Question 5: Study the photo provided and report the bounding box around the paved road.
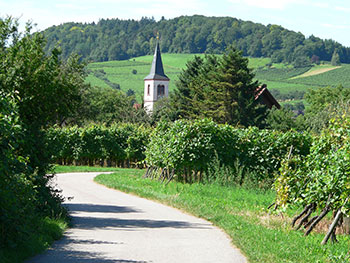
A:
[27,172,247,263]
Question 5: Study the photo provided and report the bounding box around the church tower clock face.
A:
[143,35,169,113]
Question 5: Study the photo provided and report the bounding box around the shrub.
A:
[145,119,312,185]
[46,123,152,167]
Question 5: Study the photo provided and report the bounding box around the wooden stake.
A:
[321,197,349,245]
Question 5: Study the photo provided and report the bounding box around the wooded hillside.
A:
[43,15,350,65]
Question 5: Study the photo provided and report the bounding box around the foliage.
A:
[265,107,305,131]
[0,93,34,249]
[274,115,350,242]
[269,89,305,101]
[43,15,350,66]
[73,86,142,125]
[304,86,350,132]
[0,16,83,255]
[331,51,341,66]
[150,97,178,124]
[145,119,312,184]
[1,24,86,129]
[46,124,152,167]
[171,47,267,127]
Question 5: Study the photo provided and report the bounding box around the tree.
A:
[151,97,177,124]
[171,47,267,127]
[42,15,350,64]
[265,107,305,131]
[311,54,320,65]
[304,85,350,132]
[0,17,85,251]
[75,86,134,125]
[170,55,205,119]
[331,50,341,66]
[1,22,86,129]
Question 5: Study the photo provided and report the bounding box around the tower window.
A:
[147,84,150,96]
[157,84,165,98]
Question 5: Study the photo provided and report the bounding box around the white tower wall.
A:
[144,79,169,112]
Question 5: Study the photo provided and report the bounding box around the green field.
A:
[86,54,350,104]
[86,54,273,97]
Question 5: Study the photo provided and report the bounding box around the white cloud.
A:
[335,6,350,13]
[310,2,329,9]
[321,23,350,30]
[228,0,301,10]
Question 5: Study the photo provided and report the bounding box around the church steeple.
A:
[143,35,170,113]
[144,39,169,81]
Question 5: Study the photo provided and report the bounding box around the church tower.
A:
[144,36,170,112]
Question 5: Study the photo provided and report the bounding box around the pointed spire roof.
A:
[144,40,169,80]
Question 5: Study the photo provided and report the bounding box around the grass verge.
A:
[53,165,122,173]
[95,169,350,263]
[0,217,67,263]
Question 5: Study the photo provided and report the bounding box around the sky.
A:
[2,0,350,47]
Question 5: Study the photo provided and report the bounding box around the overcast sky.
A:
[2,0,350,47]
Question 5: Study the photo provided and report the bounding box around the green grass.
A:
[289,64,350,88]
[95,169,350,263]
[258,80,317,93]
[85,74,111,89]
[0,217,67,263]
[134,53,206,69]
[54,165,122,173]
[85,54,275,98]
[248,57,271,69]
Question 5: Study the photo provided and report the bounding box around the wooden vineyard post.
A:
[321,197,349,245]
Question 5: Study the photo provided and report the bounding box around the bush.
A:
[274,116,350,242]
[46,124,152,167]
[145,119,312,185]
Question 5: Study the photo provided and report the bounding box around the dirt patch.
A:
[236,210,348,235]
[291,66,341,79]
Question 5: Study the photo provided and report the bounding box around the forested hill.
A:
[43,15,350,65]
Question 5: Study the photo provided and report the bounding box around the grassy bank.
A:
[54,165,122,173]
[0,217,67,263]
[95,169,350,263]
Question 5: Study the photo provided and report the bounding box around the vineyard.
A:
[46,118,350,244]
[290,64,350,88]
[254,66,312,81]
[47,123,151,167]
[85,54,292,98]
[144,119,311,186]
[47,120,311,181]
[274,116,350,244]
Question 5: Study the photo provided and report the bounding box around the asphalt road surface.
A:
[26,172,247,263]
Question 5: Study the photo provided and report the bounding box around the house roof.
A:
[255,84,281,109]
[144,41,170,81]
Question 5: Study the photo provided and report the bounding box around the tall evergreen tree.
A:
[170,55,205,119]
[171,47,267,127]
